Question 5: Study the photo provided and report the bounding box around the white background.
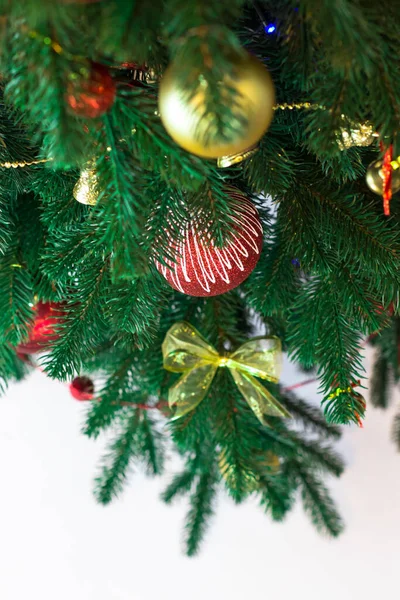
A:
[0,348,399,600]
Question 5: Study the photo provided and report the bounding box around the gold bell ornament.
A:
[366,144,400,215]
[73,164,99,206]
[366,158,400,196]
[158,40,275,162]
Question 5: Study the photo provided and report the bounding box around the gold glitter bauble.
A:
[338,121,377,150]
[73,167,99,206]
[366,159,400,196]
[158,50,275,159]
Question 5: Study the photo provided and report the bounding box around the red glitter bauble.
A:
[17,302,64,354]
[155,189,263,297]
[70,376,95,401]
[66,63,116,118]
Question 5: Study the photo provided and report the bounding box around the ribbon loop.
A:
[162,322,290,423]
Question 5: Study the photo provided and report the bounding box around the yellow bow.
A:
[162,322,291,424]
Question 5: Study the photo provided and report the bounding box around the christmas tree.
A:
[0,0,399,554]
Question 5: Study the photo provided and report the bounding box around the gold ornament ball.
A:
[158,50,275,159]
[73,168,99,206]
[366,159,400,196]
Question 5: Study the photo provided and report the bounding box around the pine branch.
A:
[289,276,365,424]
[5,24,93,167]
[392,413,400,452]
[94,0,165,65]
[162,470,197,504]
[279,391,341,440]
[297,466,344,537]
[208,372,264,502]
[280,181,400,298]
[371,318,400,383]
[137,412,164,476]
[0,343,23,394]
[44,255,110,380]
[246,227,299,317]
[34,169,85,230]
[94,105,151,279]
[0,238,34,346]
[84,356,140,439]
[296,438,345,478]
[243,120,300,197]
[259,474,295,521]
[370,351,391,409]
[105,269,171,350]
[114,89,215,192]
[115,90,239,248]
[185,466,218,557]
[94,409,140,505]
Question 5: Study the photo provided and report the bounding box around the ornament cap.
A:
[217,144,258,168]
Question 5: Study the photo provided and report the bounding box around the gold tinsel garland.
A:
[0,102,386,210]
[0,158,52,168]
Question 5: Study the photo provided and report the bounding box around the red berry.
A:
[70,376,95,401]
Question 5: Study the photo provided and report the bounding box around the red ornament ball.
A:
[155,189,263,297]
[66,63,116,118]
[70,376,95,401]
[17,302,64,354]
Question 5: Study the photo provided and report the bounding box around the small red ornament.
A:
[70,376,95,401]
[17,302,64,354]
[155,189,263,297]
[66,63,116,119]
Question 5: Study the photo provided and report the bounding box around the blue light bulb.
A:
[265,24,276,34]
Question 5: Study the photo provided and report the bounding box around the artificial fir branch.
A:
[94,0,165,65]
[84,351,149,439]
[5,24,93,167]
[296,465,344,537]
[162,468,198,504]
[185,466,218,556]
[259,472,295,521]
[45,256,110,380]
[94,408,142,504]
[392,414,400,452]
[277,391,341,440]
[137,411,165,476]
[370,352,390,410]
[0,249,34,346]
